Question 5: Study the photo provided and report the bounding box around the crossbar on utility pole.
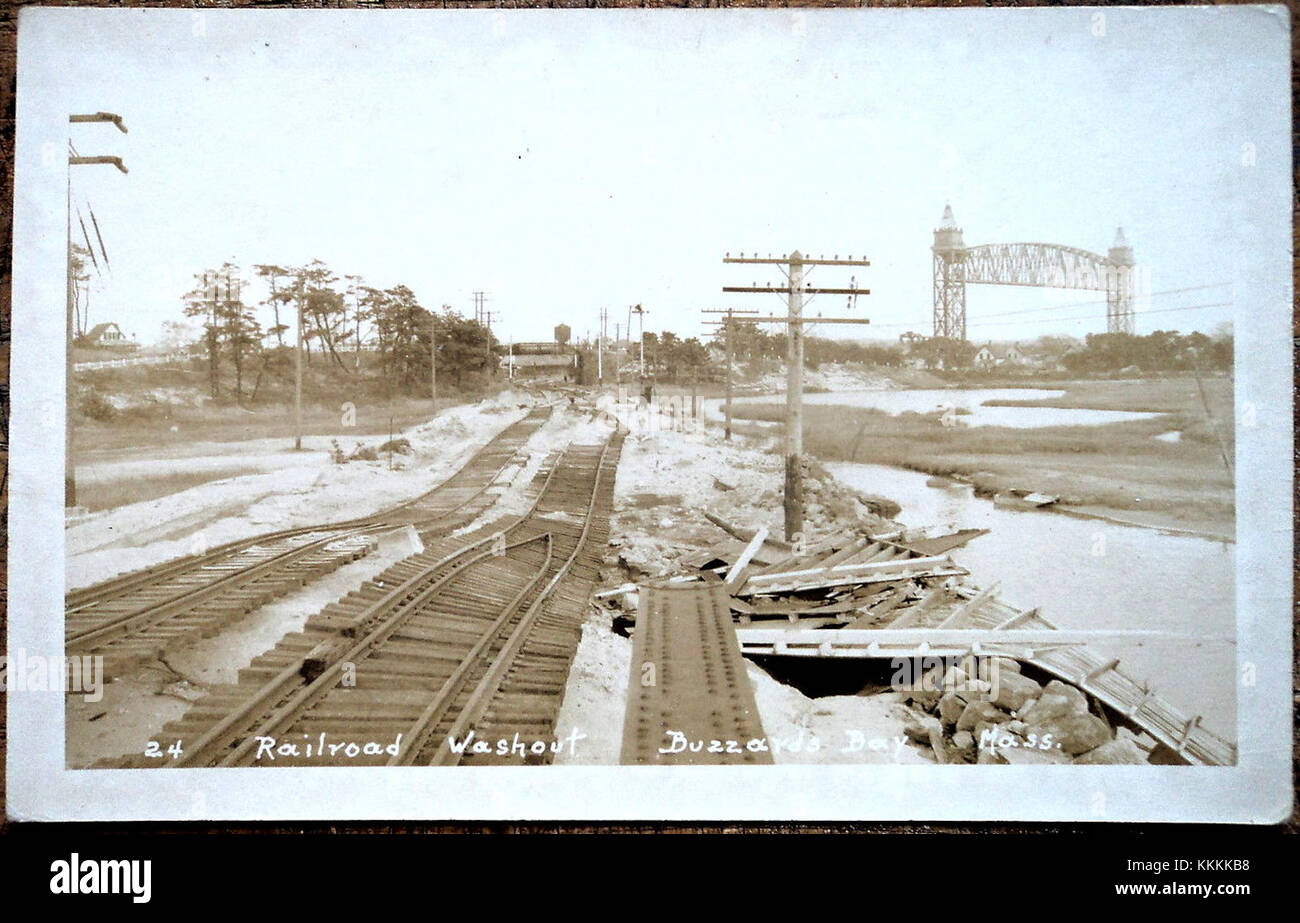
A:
[722,250,871,542]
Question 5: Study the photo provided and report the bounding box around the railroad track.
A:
[67,404,555,678]
[116,427,623,769]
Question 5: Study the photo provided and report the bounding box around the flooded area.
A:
[827,461,1236,740]
[736,388,1164,429]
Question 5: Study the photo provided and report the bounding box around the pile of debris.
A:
[598,514,1175,766]
[900,662,1153,765]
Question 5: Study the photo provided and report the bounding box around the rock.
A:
[957,700,1008,732]
[991,671,1042,712]
[1025,712,1113,755]
[1073,738,1150,765]
[995,657,1022,674]
[977,745,1007,765]
[954,678,993,703]
[927,726,948,764]
[1014,698,1037,718]
[952,730,974,750]
[941,665,968,690]
[904,715,942,744]
[1019,680,1090,725]
[938,693,966,727]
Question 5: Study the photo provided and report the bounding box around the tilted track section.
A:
[621,583,772,765]
[67,405,554,678]
[113,428,623,769]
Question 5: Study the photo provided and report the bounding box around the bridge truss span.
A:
[931,205,1137,339]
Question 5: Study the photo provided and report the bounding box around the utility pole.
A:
[66,112,128,508]
[294,275,304,450]
[719,250,871,541]
[482,309,499,380]
[430,310,438,412]
[631,304,647,368]
[597,307,605,386]
[701,307,759,441]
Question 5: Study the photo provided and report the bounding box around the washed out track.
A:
[112,427,623,769]
[66,404,554,678]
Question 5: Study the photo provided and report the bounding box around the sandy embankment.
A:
[65,392,539,589]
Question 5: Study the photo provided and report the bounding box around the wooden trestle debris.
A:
[613,514,1235,767]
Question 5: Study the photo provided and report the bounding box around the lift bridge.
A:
[932,204,1137,340]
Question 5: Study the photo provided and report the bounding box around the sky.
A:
[15,6,1291,347]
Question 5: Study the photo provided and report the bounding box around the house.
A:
[974,342,1025,370]
[82,322,138,351]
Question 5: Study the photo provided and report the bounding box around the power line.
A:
[868,282,1233,330]
[966,282,1231,321]
[966,300,1234,330]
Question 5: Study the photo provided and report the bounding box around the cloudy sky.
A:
[16,6,1289,346]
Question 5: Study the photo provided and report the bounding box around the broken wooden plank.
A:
[895,528,989,556]
[745,554,956,586]
[724,526,769,592]
[702,510,792,551]
[936,581,1000,629]
[743,566,968,596]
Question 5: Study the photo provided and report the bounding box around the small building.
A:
[82,322,138,351]
[974,342,1025,370]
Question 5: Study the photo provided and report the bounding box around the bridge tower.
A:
[932,203,968,340]
[1106,227,1136,335]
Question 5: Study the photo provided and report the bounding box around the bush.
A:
[79,390,116,422]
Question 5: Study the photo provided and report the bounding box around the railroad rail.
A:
[116,427,623,769]
[67,404,555,678]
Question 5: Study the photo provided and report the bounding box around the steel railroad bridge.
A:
[932,204,1138,340]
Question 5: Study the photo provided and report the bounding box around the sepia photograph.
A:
[3,4,1292,823]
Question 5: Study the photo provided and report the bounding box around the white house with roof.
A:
[973,342,1026,370]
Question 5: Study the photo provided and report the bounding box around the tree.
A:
[293,259,351,372]
[217,269,261,406]
[182,266,227,398]
[254,264,293,347]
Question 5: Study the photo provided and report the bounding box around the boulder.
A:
[1019,680,1090,725]
[991,671,1042,712]
[941,665,969,691]
[1025,712,1113,755]
[957,700,1008,732]
[1073,738,1150,765]
[938,693,966,727]
[904,715,942,744]
[995,657,1022,674]
[951,730,975,751]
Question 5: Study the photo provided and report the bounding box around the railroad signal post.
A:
[719,250,871,541]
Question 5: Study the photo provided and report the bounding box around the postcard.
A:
[4,4,1292,822]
